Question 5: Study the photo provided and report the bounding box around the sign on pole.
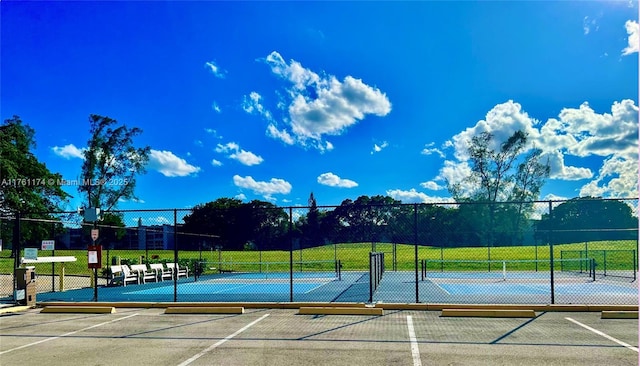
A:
[91,229,99,241]
[41,240,55,250]
[24,248,38,260]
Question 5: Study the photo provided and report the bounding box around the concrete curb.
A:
[0,305,33,314]
[37,301,638,312]
[165,307,245,314]
[40,306,116,314]
[440,309,536,318]
[299,307,384,316]
[601,311,638,319]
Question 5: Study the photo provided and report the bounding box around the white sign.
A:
[41,240,55,250]
[24,248,38,260]
[88,250,99,264]
[91,229,99,241]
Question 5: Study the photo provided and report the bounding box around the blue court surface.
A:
[20,270,639,305]
[124,282,324,295]
[435,282,638,295]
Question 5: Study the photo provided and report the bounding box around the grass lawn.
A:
[1,240,636,276]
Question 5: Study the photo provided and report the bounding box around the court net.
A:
[202,259,341,280]
[561,249,637,281]
[369,252,385,302]
[421,258,595,282]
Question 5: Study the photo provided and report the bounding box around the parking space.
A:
[1,308,637,366]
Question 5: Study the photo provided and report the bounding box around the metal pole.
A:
[173,209,178,302]
[289,207,293,302]
[414,204,419,303]
[51,221,55,292]
[549,200,555,304]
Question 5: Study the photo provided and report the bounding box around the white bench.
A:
[130,264,158,284]
[109,265,138,286]
[166,263,188,279]
[150,263,173,281]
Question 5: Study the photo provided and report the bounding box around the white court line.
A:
[431,281,450,295]
[0,313,139,355]
[176,313,270,366]
[406,315,423,366]
[565,317,638,352]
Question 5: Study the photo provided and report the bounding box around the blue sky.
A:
[2,1,638,211]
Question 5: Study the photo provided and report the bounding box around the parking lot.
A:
[0,306,637,366]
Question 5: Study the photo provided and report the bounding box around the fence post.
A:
[414,203,419,303]
[548,200,555,304]
[173,209,178,302]
[289,207,293,302]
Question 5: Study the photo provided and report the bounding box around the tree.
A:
[0,116,70,214]
[80,114,150,211]
[1,116,70,255]
[329,195,401,243]
[448,130,550,245]
[535,197,638,244]
[304,192,321,247]
[182,198,289,250]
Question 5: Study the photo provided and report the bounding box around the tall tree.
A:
[80,114,150,211]
[448,130,549,245]
[0,116,70,214]
[0,116,70,255]
[305,192,320,247]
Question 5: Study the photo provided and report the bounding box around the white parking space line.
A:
[176,314,270,366]
[406,315,423,366]
[0,313,139,355]
[565,317,638,352]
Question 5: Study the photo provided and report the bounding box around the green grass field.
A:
[1,240,636,276]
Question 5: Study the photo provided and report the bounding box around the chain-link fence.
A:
[1,198,637,305]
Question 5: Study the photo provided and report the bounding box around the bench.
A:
[109,265,138,286]
[150,263,173,281]
[130,264,158,284]
[166,263,188,279]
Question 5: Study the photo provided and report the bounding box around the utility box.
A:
[16,267,36,306]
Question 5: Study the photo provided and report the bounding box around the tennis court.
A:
[1,307,637,366]
[24,265,637,305]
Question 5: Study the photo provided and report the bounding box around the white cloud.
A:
[215,142,263,166]
[371,141,389,154]
[317,172,358,188]
[233,175,292,200]
[435,99,638,199]
[579,155,639,198]
[211,159,222,166]
[420,181,444,191]
[622,20,639,55]
[583,16,599,35]
[52,144,86,159]
[386,188,455,204]
[230,150,263,166]
[215,142,239,153]
[259,51,391,150]
[421,142,445,158]
[148,149,201,177]
[205,61,226,78]
[267,124,295,145]
[541,150,593,180]
[212,102,221,113]
[235,193,247,201]
[242,91,274,122]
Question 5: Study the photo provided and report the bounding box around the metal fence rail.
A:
[1,198,637,305]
